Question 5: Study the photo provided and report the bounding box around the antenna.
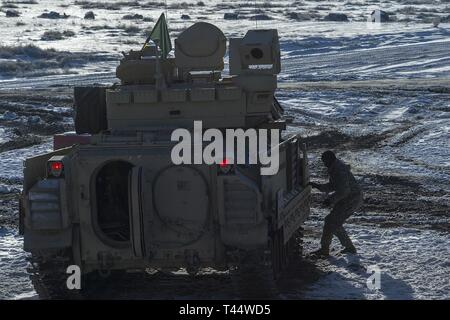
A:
[165,0,168,21]
[255,0,258,29]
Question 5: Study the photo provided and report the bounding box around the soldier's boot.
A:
[340,246,357,255]
[334,226,356,254]
[310,247,330,258]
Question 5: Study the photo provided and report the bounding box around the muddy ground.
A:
[0,85,448,299]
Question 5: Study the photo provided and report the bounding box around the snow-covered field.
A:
[0,227,36,300]
[298,213,450,300]
[0,0,449,300]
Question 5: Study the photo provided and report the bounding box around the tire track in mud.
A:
[282,40,450,81]
[0,136,43,153]
[283,79,449,234]
[0,89,74,184]
[305,127,450,233]
[299,108,449,233]
[384,125,428,147]
[356,173,449,229]
[392,154,450,175]
[301,125,415,151]
[302,125,450,174]
[0,72,116,91]
[0,89,74,137]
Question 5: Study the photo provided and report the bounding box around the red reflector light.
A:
[49,161,64,177]
[218,158,233,175]
[219,158,229,168]
[51,162,63,171]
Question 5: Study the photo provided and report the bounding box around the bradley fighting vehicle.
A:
[20,19,311,294]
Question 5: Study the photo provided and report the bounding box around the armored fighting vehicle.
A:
[20,19,311,296]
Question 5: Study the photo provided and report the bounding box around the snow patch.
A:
[302,223,450,300]
[0,228,36,300]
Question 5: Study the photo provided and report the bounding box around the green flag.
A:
[144,13,172,59]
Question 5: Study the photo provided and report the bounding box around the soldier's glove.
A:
[323,197,332,207]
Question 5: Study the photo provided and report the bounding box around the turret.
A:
[106,22,283,131]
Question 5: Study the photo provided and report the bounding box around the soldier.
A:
[309,151,363,257]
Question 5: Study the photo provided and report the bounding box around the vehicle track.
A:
[27,232,311,300]
[28,258,292,300]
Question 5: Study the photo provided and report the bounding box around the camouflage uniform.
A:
[316,159,363,251]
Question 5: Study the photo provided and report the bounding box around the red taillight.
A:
[47,156,65,178]
[48,161,64,177]
[218,158,233,174]
[219,158,229,168]
[51,162,63,171]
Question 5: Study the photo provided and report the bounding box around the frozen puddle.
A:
[301,224,450,300]
[0,227,36,300]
